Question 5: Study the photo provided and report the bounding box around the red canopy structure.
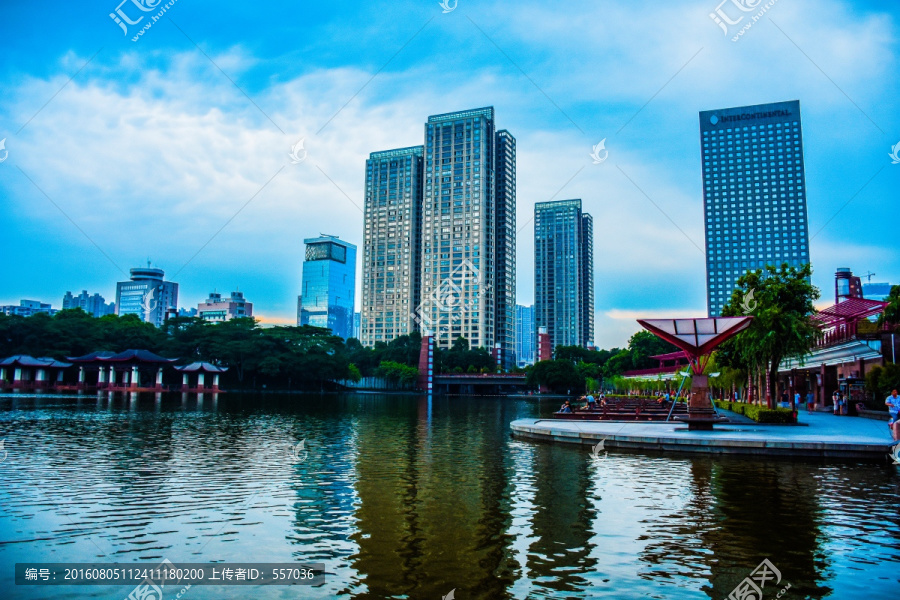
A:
[637,316,753,430]
[637,317,753,375]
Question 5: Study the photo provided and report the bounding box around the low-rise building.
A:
[0,300,57,317]
[198,291,253,323]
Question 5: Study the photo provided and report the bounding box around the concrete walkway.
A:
[510,410,898,461]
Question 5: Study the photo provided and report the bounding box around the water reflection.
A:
[0,393,897,600]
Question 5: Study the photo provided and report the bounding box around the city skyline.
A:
[1,0,898,347]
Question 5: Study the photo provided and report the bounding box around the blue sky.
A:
[0,0,897,347]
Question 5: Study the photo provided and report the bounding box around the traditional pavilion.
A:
[622,351,691,381]
[67,349,178,391]
[173,363,228,392]
[0,356,73,391]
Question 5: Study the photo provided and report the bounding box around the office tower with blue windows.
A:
[298,235,357,340]
[419,107,517,367]
[360,146,424,346]
[700,100,810,316]
[515,304,535,366]
[534,199,594,350]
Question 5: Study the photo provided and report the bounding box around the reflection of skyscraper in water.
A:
[523,443,598,596]
[298,235,357,339]
[638,460,823,599]
[348,397,518,598]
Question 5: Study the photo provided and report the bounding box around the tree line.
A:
[0,310,501,390]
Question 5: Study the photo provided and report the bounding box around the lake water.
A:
[0,392,898,599]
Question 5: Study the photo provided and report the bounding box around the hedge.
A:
[715,400,796,424]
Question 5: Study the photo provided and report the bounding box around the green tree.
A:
[375,361,419,386]
[718,263,820,408]
[527,360,583,394]
[877,285,900,329]
[627,330,678,370]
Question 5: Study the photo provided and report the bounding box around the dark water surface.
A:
[0,392,898,599]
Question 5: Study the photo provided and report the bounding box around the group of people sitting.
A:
[558,392,607,413]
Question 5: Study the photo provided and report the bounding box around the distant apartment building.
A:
[62,290,115,317]
[298,235,357,340]
[198,291,253,323]
[700,100,810,316]
[515,304,535,367]
[534,199,595,349]
[178,307,198,318]
[361,146,424,346]
[0,300,57,317]
[115,266,178,327]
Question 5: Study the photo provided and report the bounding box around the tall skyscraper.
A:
[62,290,115,317]
[419,107,516,366]
[298,235,357,339]
[360,146,424,346]
[116,266,178,327]
[515,304,535,367]
[494,130,517,369]
[700,100,810,316]
[534,199,594,350]
[359,107,516,366]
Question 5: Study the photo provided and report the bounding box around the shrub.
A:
[715,400,795,424]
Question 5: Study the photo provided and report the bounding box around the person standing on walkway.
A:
[806,391,816,413]
[885,389,900,441]
[833,390,841,415]
[794,392,802,411]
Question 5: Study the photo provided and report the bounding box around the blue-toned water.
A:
[0,392,898,599]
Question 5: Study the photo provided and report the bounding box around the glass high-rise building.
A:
[700,100,810,316]
[515,304,535,367]
[360,146,424,346]
[298,235,357,339]
[359,107,516,367]
[116,266,178,327]
[534,199,594,350]
[419,107,516,367]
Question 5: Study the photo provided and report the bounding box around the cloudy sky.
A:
[1,0,897,347]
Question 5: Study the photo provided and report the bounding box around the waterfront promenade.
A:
[511,409,897,460]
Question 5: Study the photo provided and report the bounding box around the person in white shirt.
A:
[885,389,900,441]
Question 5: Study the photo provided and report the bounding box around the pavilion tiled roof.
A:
[66,349,177,364]
[0,355,72,368]
[67,351,117,362]
[173,362,228,373]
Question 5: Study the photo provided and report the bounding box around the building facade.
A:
[115,267,178,327]
[360,146,424,346]
[419,107,516,367]
[198,291,253,323]
[62,290,115,317]
[534,199,595,350]
[298,235,357,340]
[0,300,57,317]
[700,100,810,316]
[515,304,535,367]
